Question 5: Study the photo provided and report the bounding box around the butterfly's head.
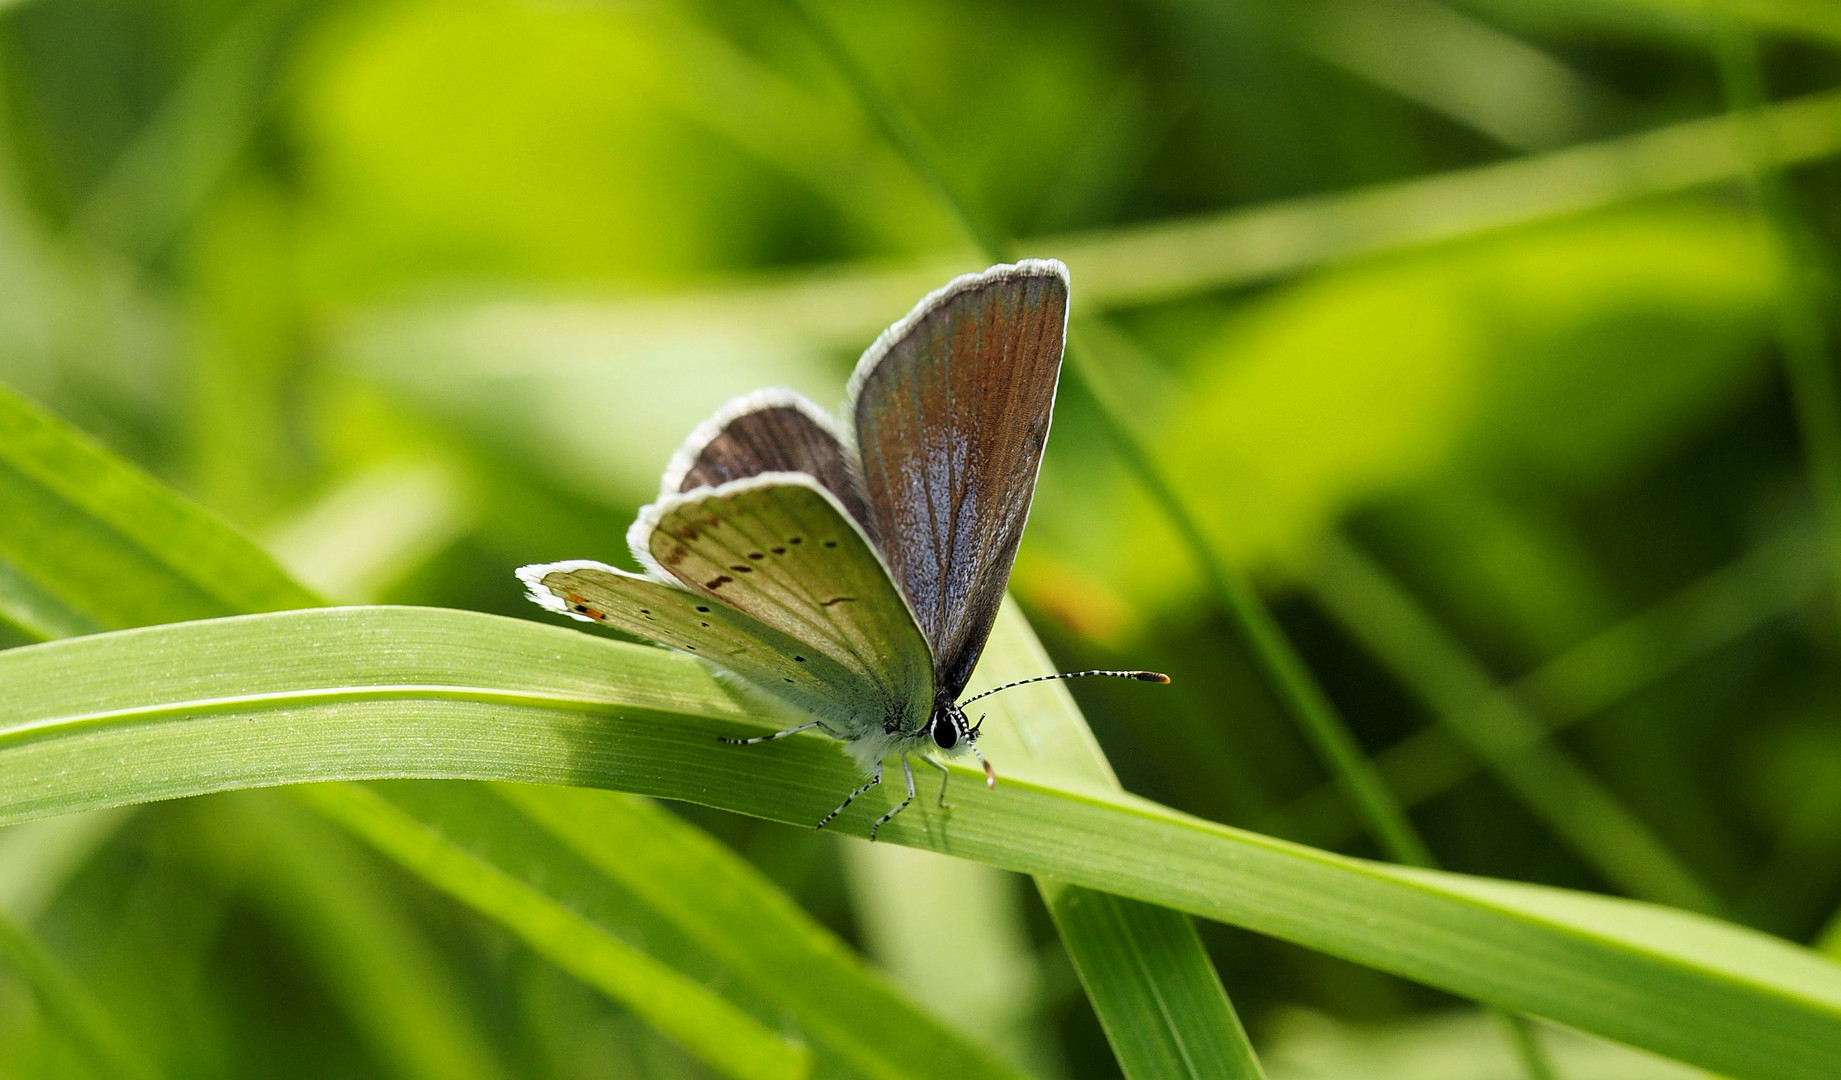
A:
[927,701,978,754]
[930,701,998,789]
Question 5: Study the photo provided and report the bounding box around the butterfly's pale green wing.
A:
[631,473,934,741]
[518,560,876,729]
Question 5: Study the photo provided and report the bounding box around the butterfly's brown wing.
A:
[844,260,1068,700]
[661,389,869,529]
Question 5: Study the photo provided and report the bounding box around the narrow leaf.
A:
[4,606,1841,1078]
[0,384,318,639]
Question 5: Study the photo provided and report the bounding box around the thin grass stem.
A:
[1711,21,1841,627]
[1274,522,1823,847]
[1306,532,1728,916]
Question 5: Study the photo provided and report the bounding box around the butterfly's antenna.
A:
[957,669,1170,708]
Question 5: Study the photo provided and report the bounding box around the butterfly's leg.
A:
[869,755,918,841]
[720,721,823,746]
[919,755,953,809]
[815,762,881,831]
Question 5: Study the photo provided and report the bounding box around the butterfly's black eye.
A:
[931,712,958,750]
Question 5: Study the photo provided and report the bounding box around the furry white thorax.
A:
[838,719,976,775]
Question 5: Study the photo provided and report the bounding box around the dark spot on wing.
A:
[730,565,753,573]
[659,545,688,566]
[706,575,732,589]
[771,546,785,555]
[823,540,837,548]
[789,537,802,545]
[747,552,764,560]
[701,622,710,627]
[794,655,806,663]
[784,678,794,683]
[819,596,856,606]
[696,606,709,612]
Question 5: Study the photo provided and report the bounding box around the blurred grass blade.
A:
[74,0,300,261]
[0,905,162,1080]
[840,840,1049,1068]
[0,383,318,638]
[1041,882,1266,1080]
[1305,532,1725,915]
[355,85,1841,376]
[1278,521,1824,848]
[1712,22,1841,626]
[7,607,1841,1077]
[1276,0,1597,150]
[211,792,512,1080]
[0,807,135,922]
[496,784,1029,1080]
[293,781,812,1080]
[1068,329,1433,870]
[1056,84,1841,309]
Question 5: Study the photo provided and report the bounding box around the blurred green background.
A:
[1,0,1839,1075]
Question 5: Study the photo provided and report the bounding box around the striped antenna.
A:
[957,669,1170,707]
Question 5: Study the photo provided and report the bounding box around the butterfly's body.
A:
[520,260,1162,838]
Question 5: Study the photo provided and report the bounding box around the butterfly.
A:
[518,259,1165,838]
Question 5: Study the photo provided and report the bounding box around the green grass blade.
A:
[0,384,319,637]
[210,792,513,1080]
[7,606,1841,1077]
[978,605,1270,1080]
[1040,882,1266,1080]
[1305,532,1727,915]
[491,783,1029,1080]
[0,905,163,1080]
[1277,522,1824,848]
[1712,21,1841,631]
[292,781,812,1080]
[352,86,1841,377]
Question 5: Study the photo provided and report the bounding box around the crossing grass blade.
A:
[292,781,813,1080]
[0,384,318,640]
[5,605,1841,1078]
[489,783,1032,1080]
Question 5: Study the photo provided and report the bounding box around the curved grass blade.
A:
[6,606,1841,1077]
[292,781,811,1080]
[0,378,1027,1080]
[0,384,317,640]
